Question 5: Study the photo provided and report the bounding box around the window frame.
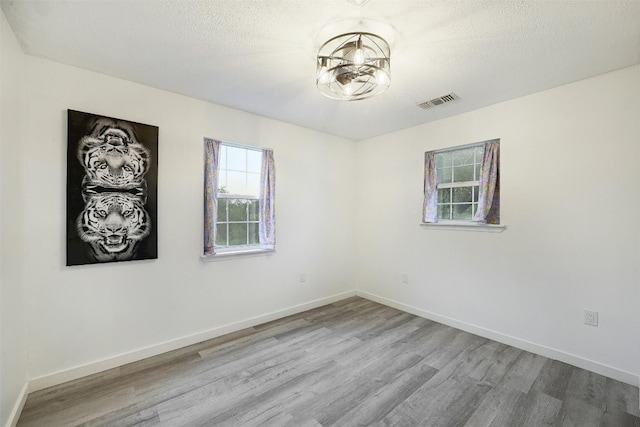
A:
[213,142,265,253]
[434,143,484,222]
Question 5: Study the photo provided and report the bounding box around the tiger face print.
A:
[77,118,150,189]
[76,192,151,262]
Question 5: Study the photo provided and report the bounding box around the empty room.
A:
[1,1,639,426]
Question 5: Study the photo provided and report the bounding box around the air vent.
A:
[417,92,459,109]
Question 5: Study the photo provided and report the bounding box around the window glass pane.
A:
[438,204,451,220]
[437,167,452,184]
[215,223,227,246]
[438,188,451,203]
[228,199,248,221]
[453,187,473,203]
[247,150,262,173]
[473,186,479,202]
[217,199,227,222]
[226,171,247,195]
[453,165,474,182]
[229,223,248,246]
[248,200,259,221]
[219,145,227,170]
[453,148,474,166]
[452,204,473,220]
[474,146,484,180]
[436,152,451,168]
[472,202,478,217]
[217,170,228,194]
[246,172,260,197]
[227,146,246,171]
[249,223,259,244]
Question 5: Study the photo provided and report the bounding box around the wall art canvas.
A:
[66,110,158,266]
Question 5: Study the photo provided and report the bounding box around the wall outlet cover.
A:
[584,310,598,326]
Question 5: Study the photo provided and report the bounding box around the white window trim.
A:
[218,194,259,199]
[215,142,264,253]
[435,143,484,222]
[200,247,275,262]
[420,221,506,233]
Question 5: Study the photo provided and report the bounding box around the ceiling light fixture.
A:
[316,32,390,101]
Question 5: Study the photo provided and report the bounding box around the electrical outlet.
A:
[584,310,598,327]
[299,273,307,283]
[401,273,409,284]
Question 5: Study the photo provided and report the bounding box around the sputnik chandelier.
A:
[316,32,391,101]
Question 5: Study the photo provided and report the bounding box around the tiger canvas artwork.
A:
[67,110,158,266]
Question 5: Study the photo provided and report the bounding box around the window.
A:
[424,139,500,225]
[435,144,484,221]
[204,139,275,256]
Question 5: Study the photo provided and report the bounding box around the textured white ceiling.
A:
[2,0,639,140]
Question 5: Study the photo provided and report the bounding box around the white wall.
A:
[0,10,29,427]
[19,56,356,387]
[355,65,640,384]
[2,11,638,422]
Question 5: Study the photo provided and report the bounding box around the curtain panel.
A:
[423,151,438,223]
[259,149,276,249]
[203,138,220,255]
[473,140,500,224]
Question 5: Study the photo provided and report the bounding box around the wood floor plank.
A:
[601,410,640,427]
[555,396,604,427]
[21,366,122,407]
[499,350,547,394]
[564,367,607,409]
[192,361,337,427]
[19,385,137,427]
[489,390,562,427]
[311,352,425,426]
[17,297,640,427]
[85,405,161,427]
[381,372,492,427]
[530,359,574,400]
[330,357,439,426]
[422,329,487,370]
[466,341,522,387]
[605,377,640,418]
[462,383,526,427]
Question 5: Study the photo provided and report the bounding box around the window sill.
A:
[420,221,506,233]
[200,248,275,262]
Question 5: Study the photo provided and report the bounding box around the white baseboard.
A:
[28,290,356,392]
[357,290,640,387]
[5,381,29,427]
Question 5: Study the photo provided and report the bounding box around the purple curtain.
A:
[203,138,220,255]
[423,151,438,223]
[473,140,500,224]
[259,149,276,249]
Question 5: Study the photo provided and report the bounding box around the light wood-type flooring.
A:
[17,297,640,426]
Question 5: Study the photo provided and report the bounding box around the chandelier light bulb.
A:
[353,37,365,65]
[317,57,331,84]
[376,69,390,85]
